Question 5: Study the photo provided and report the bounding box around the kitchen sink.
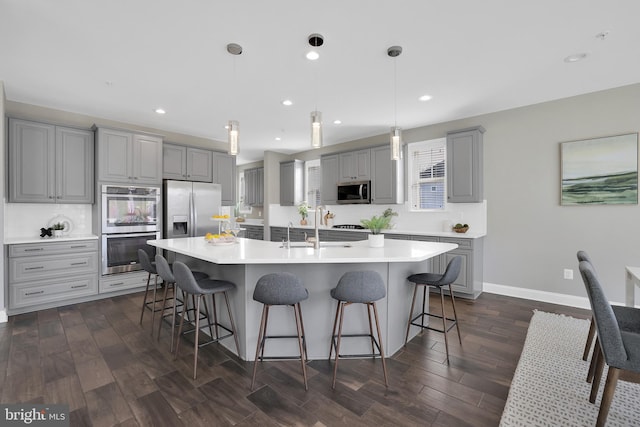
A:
[279,242,353,249]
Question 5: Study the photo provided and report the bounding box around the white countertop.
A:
[148,237,457,265]
[4,234,99,245]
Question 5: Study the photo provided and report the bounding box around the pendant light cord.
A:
[393,57,397,128]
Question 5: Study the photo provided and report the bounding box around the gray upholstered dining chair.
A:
[578,261,640,427]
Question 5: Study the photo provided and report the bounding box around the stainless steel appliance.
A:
[337,180,371,204]
[100,185,161,275]
[164,180,222,238]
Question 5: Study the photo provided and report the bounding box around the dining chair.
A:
[578,261,640,427]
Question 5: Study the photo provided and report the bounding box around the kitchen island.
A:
[148,237,457,360]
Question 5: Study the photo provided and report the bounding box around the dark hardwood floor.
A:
[0,291,589,426]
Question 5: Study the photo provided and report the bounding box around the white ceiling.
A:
[1,0,639,164]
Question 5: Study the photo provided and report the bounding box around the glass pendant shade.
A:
[228,120,239,156]
[310,111,323,149]
[390,126,402,160]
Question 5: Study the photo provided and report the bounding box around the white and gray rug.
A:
[500,310,640,427]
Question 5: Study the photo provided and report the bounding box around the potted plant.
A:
[360,210,395,247]
[52,222,65,238]
[298,201,309,225]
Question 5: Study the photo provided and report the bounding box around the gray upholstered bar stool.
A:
[405,255,462,364]
[172,261,240,380]
[251,272,309,391]
[154,254,208,349]
[329,270,388,389]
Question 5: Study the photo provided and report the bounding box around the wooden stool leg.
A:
[332,302,347,389]
[405,284,419,346]
[371,301,388,387]
[170,287,178,353]
[150,275,159,334]
[293,303,308,390]
[440,287,450,364]
[590,343,605,403]
[366,302,375,358]
[223,291,240,355]
[448,284,462,344]
[174,291,189,360]
[260,306,270,360]
[583,317,595,361]
[296,303,309,362]
[587,336,600,383]
[211,294,219,339]
[139,273,151,324]
[421,286,427,328]
[329,301,341,360]
[193,294,201,380]
[596,367,620,427]
[202,294,215,340]
[157,281,171,341]
[251,305,268,391]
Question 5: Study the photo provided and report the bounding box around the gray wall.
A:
[0,82,5,317]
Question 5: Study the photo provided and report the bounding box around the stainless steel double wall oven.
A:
[100,185,160,275]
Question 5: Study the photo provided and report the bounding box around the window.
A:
[408,138,446,210]
[305,159,321,207]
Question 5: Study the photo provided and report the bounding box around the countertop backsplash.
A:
[4,203,93,241]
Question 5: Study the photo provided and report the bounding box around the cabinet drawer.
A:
[99,271,150,293]
[10,274,98,309]
[439,237,472,249]
[9,240,98,257]
[10,252,99,283]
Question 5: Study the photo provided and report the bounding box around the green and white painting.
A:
[561,133,638,205]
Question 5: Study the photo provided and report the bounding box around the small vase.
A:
[300,219,308,226]
[53,230,63,238]
[368,234,384,248]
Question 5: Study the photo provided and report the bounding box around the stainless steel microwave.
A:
[337,181,371,204]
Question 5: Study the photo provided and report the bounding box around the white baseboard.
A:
[483,282,592,310]
[0,309,8,323]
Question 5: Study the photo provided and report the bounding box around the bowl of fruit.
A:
[204,232,236,245]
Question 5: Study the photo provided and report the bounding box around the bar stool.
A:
[251,272,309,391]
[154,254,208,350]
[405,255,462,364]
[329,270,388,389]
[172,261,240,380]
[138,249,163,331]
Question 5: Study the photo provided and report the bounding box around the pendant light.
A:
[226,43,242,156]
[388,45,403,161]
[309,33,324,149]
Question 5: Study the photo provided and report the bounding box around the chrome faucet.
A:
[313,206,324,249]
[285,221,293,249]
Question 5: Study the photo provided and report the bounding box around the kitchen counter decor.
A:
[453,223,469,233]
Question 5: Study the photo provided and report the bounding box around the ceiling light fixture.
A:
[307,33,324,61]
[418,94,432,102]
[226,43,242,156]
[333,120,342,125]
[282,99,293,106]
[154,108,166,114]
[564,53,588,63]
[388,45,403,161]
[309,33,324,149]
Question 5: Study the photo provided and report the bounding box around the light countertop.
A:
[269,224,485,239]
[148,236,457,265]
[4,234,99,245]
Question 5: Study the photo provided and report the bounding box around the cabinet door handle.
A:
[24,248,44,252]
[71,284,87,289]
[25,290,44,296]
[70,262,87,266]
[25,266,44,271]
[70,245,88,249]
[110,282,125,287]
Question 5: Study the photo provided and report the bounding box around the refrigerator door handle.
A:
[191,191,197,237]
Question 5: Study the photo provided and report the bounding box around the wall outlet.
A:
[564,269,574,280]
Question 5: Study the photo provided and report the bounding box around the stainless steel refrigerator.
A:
[163,180,222,238]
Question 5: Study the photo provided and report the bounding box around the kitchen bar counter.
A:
[148,237,456,361]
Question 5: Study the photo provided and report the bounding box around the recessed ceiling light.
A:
[306,51,320,61]
[282,100,293,106]
[333,120,342,125]
[564,53,588,63]
[154,108,166,115]
[275,137,281,141]
[418,94,432,102]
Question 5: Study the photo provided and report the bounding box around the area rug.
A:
[500,310,640,426]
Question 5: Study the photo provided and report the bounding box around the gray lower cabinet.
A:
[447,126,484,203]
[96,127,163,185]
[9,118,94,204]
[280,160,304,206]
[99,271,150,293]
[163,143,213,182]
[213,152,237,206]
[8,240,99,312]
[242,224,264,240]
[320,154,339,205]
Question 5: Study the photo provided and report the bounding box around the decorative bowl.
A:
[453,226,469,233]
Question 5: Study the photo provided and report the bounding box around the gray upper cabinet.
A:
[446,126,484,203]
[96,127,162,184]
[371,145,403,204]
[9,118,94,204]
[163,143,213,182]
[321,154,338,205]
[280,160,304,206]
[339,149,370,182]
[244,167,264,207]
[212,152,236,206]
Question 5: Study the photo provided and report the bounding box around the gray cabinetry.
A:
[163,144,213,182]
[9,118,94,204]
[320,154,339,205]
[96,127,163,184]
[212,151,237,206]
[242,224,264,240]
[339,149,370,182]
[371,144,403,204]
[8,240,99,313]
[447,126,484,203]
[244,167,264,207]
[280,160,304,206]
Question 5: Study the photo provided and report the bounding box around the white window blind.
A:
[408,138,446,210]
[305,160,321,207]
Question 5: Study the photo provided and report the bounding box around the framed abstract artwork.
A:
[561,133,638,205]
